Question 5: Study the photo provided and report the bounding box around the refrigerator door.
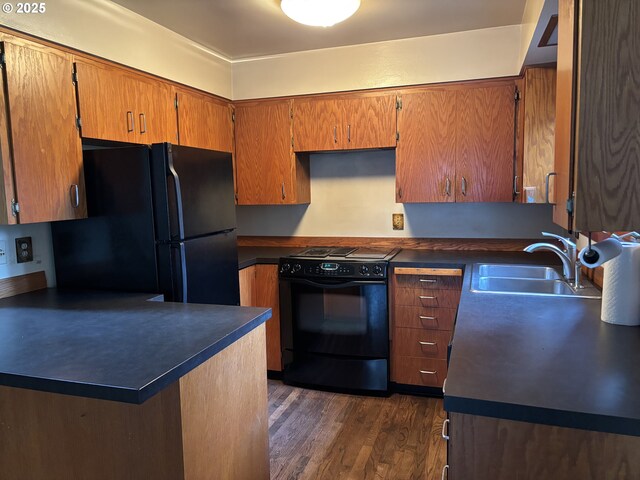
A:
[157,230,240,305]
[151,143,236,241]
[52,146,159,292]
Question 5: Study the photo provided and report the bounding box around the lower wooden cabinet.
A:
[239,264,282,371]
[446,412,640,479]
[390,267,462,388]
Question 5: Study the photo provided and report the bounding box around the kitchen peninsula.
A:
[0,287,271,480]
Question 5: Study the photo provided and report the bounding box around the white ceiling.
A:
[111,0,529,61]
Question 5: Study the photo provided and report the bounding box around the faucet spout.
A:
[524,243,574,280]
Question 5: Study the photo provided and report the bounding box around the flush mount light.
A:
[281,0,361,27]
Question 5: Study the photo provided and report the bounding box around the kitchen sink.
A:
[470,263,601,298]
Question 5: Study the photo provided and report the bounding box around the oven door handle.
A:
[283,278,386,288]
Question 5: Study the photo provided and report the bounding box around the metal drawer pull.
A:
[70,184,80,208]
[419,315,436,320]
[333,125,337,143]
[126,111,134,133]
[347,124,351,142]
[442,418,450,440]
[419,279,437,283]
[445,176,451,197]
[139,112,147,134]
[442,378,447,394]
[418,341,437,347]
[442,464,449,480]
[419,370,437,375]
[419,295,436,300]
[461,176,467,196]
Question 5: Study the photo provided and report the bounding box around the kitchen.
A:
[0,0,639,479]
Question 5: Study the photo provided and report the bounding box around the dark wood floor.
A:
[268,380,447,480]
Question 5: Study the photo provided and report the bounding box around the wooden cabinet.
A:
[396,81,517,203]
[0,40,85,224]
[555,0,640,231]
[176,89,233,152]
[239,265,282,371]
[390,267,462,389]
[75,59,176,145]
[446,412,640,479]
[235,99,310,205]
[293,93,396,152]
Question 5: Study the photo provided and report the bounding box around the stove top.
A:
[290,247,397,261]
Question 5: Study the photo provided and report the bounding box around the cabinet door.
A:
[177,90,233,152]
[2,41,85,223]
[254,265,282,372]
[239,266,256,306]
[134,77,177,144]
[235,100,295,204]
[343,94,396,150]
[293,97,342,152]
[396,89,457,202]
[75,59,136,143]
[456,85,515,202]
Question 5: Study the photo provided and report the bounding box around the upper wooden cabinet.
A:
[176,89,233,152]
[396,81,517,203]
[235,99,310,205]
[0,40,85,224]
[75,59,176,145]
[293,93,396,152]
[556,0,640,231]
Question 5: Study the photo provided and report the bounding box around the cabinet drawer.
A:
[394,306,457,330]
[395,274,462,290]
[393,328,451,359]
[394,288,461,308]
[391,357,448,387]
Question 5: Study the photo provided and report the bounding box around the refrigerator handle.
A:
[173,242,188,303]
[167,159,186,239]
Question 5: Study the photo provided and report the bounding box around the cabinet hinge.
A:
[0,52,5,67]
[396,132,400,142]
[232,112,235,123]
[174,97,179,109]
[72,70,78,85]
[514,88,521,103]
[291,136,294,148]
[566,194,575,214]
[75,116,82,130]
[396,97,402,110]
[10,199,19,217]
[290,108,293,119]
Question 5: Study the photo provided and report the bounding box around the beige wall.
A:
[232,25,522,99]
[236,151,563,238]
[519,0,547,68]
[1,0,233,98]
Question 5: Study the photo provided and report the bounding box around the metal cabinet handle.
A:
[70,184,80,208]
[281,182,286,200]
[445,176,451,197]
[461,176,467,196]
[347,124,351,143]
[333,126,337,144]
[126,111,134,133]
[139,113,147,134]
[419,315,436,320]
[513,175,521,196]
[418,341,437,347]
[441,418,450,440]
[442,378,447,394]
[419,370,437,375]
[419,279,437,283]
[442,464,449,480]
[545,172,557,204]
[419,295,436,300]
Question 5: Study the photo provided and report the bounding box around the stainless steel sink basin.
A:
[470,263,601,298]
[476,264,561,280]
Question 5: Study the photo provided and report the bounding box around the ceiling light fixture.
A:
[280,0,361,28]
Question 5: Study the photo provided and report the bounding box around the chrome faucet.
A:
[524,232,582,289]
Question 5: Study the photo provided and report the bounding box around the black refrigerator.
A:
[51,143,240,305]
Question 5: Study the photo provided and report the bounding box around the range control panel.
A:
[278,259,387,279]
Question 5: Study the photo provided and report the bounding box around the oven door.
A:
[280,277,388,359]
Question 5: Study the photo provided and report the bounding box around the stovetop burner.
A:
[289,247,398,261]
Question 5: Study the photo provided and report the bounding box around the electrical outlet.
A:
[392,213,404,230]
[15,236,33,263]
[0,240,6,265]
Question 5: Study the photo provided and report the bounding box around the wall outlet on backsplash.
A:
[0,240,6,265]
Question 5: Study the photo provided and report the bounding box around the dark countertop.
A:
[392,249,640,437]
[238,246,303,269]
[0,289,271,404]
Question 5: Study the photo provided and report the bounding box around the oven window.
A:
[290,282,388,357]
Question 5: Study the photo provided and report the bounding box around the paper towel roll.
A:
[578,238,623,268]
[601,242,640,326]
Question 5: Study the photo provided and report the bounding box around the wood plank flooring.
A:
[268,380,447,480]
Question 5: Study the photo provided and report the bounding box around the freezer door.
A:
[151,143,236,241]
[52,146,159,292]
[158,230,240,305]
